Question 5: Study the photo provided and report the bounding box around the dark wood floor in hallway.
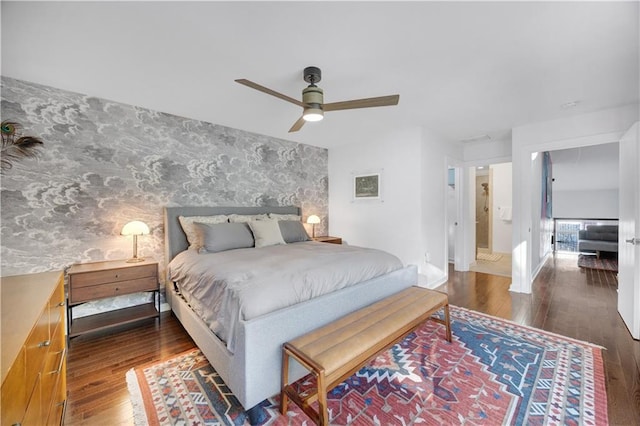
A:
[64,254,640,425]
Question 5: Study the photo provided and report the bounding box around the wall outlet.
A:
[425,252,431,263]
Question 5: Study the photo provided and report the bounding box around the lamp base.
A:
[126,257,145,263]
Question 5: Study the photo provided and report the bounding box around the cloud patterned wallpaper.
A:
[1,76,328,314]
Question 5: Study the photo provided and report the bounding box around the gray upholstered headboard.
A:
[163,205,301,264]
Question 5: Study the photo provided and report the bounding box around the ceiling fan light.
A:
[303,106,324,122]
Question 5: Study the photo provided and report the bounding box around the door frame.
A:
[618,122,640,339]
[511,131,626,293]
[445,158,468,272]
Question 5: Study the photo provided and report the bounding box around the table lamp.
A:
[121,220,150,263]
[307,215,320,238]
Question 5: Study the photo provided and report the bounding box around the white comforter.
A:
[168,241,403,351]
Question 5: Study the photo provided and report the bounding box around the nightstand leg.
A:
[157,290,161,323]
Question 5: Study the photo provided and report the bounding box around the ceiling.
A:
[1,1,638,149]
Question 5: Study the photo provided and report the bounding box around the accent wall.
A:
[1,76,328,312]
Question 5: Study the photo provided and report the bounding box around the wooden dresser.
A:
[1,270,67,426]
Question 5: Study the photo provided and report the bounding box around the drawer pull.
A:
[115,274,119,278]
[50,347,67,375]
[39,339,51,347]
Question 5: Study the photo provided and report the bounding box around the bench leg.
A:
[444,304,452,343]
[317,372,329,426]
[280,348,290,415]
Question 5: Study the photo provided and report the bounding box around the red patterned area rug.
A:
[127,306,608,425]
[578,254,618,272]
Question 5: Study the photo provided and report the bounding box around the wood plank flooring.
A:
[64,253,640,425]
[64,314,195,425]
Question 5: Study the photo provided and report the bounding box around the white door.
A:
[618,122,640,339]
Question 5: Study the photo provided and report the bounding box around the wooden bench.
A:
[280,286,452,425]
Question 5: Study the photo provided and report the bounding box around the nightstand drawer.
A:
[70,264,156,288]
[70,277,157,303]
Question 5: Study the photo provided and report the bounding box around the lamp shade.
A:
[121,221,150,236]
[307,215,321,225]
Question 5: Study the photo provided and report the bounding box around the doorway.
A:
[469,162,513,277]
[475,168,491,252]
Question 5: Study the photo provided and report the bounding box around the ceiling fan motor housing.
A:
[302,85,324,106]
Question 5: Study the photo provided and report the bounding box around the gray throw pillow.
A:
[194,222,254,253]
[279,220,311,243]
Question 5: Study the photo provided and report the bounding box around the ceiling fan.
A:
[235,66,400,133]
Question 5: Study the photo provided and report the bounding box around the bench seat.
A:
[280,286,452,425]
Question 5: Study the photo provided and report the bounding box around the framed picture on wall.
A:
[353,170,383,202]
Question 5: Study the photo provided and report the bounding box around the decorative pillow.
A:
[194,222,254,253]
[279,220,310,243]
[269,213,301,222]
[248,220,286,248]
[228,214,269,223]
[178,215,229,250]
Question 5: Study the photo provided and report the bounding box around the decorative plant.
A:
[1,120,44,173]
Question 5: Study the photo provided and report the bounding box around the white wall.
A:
[491,162,512,253]
[511,103,639,293]
[328,125,461,288]
[553,189,618,219]
[421,127,462,285]
[328,126,423,273]
[463,137,512,164]
[550,142,619,219]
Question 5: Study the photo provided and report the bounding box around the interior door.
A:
[618,121,640,339]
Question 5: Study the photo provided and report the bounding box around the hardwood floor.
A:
[64,253,640,425]
[439,253,640,426]
[64,313,195,425]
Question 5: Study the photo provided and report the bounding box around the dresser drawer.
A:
[1,271,65,426]
[46,378,66,426]
[70,276,157,303]
[49,278,65,327]
[24,306,51,398]
[22,373,43,426]
[41,321,65,424]
[70,264,157,288]
[1,347,27,425]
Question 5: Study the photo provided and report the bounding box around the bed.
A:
[163,206,418,418]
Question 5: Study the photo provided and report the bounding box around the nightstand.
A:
[67,259,159,339]
[312,236,342,244]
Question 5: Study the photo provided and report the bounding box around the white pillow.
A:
[178,215,229,250]
[248,220,286,248]
[228,214,269,223]
[269,213,301,221]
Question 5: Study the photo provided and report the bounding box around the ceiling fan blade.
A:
[323,94,399,112]
[288,116,306,133]
[235,79,306,108]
